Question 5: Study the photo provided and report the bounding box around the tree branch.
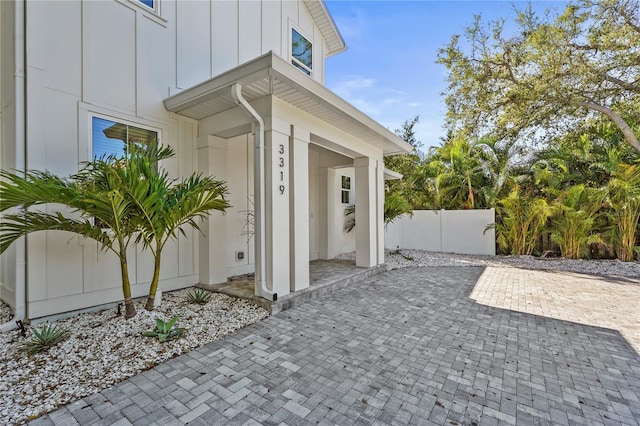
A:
[574,100,640,153]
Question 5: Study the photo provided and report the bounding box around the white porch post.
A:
[318,167,337,259]
[289,125,310,291]
[354,157,377,267]
[376,159,385,265]
[198,135,228,285]
[264,119,291,296]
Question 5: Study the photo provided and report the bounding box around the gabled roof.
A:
[164,52,412,156]
[304,0,347,57]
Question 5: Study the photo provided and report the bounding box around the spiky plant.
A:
[18,324,70,355]
[185,288,212,305]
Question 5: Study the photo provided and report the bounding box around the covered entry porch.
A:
[164,52,411,301]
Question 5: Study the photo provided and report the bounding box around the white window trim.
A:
[119,0,166,27]
[290,25,313,76]
[79,103,166,165]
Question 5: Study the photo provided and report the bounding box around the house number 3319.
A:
[278,144,286,195]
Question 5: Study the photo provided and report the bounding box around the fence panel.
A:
[385,209,495,256]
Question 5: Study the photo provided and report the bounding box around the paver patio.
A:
[33,266,640,425]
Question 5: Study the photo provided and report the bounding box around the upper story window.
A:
[292,28,313,76]
[92,116,158,160]
[137,0,155,10]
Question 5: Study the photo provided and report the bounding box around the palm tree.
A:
[550,185,604,259]
[492,186,551,255]
[604,164,640,261]
[124,144,230,310]
[0,157,141,318]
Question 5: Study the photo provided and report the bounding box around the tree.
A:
[125,144,229,311]
[604,164,640,260]
[0,145,230,318]
[437,0,640,153]
[0,157,141,318]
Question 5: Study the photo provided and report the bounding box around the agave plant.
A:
[18,324,70,355]
[142,315,185,342]
[185,288,212,305]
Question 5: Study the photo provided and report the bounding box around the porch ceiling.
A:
[163,52,412,156]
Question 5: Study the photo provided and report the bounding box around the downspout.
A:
[230,83,276,302]
[0,0,27,332]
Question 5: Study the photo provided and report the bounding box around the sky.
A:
[324,0,567,149]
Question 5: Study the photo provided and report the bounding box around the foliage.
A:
[491,187,551,255]
[0,156,142,319]
[604,164,640,260]
[142,315,185,342]
[437,0,640,153]
[0,143,230,317]
[549,185,604,259]
[185,288,212,305]
[123,144,230,311]
[17,324,70,355]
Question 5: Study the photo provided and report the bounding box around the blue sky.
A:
[324,1,567,149]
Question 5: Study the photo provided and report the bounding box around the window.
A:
[137,0,154,9]
[291,28,312,75]
[92,116,158,160]
[341,176,351,204]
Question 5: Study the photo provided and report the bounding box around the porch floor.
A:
[199,259,387,314]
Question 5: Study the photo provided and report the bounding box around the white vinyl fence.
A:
[385,209,496,255]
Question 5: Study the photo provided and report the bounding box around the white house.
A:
[0,0,411,325]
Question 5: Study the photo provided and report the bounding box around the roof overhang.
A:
[303,0,347,57]
[384,168,403,181]
[164,52,412,156]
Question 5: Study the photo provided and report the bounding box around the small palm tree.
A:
[0,156,140,318]
[550,184,604,259]
[604,164,640,261]
[492,186,551,255]
[124,144,230,310]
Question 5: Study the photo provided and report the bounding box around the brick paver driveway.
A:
[37,267,640,425]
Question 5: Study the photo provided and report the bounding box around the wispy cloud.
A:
[330,75,422,117]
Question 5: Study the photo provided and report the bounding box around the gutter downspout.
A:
[0,0,27,332]
[230,83,276,302]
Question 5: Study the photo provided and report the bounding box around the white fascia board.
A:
[384,168,403,181]
[303,0,347,57]
[164,52,413,155]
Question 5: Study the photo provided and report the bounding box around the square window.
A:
[292,28,312,75]
[92,116,157,160]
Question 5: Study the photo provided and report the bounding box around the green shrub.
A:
[18,324,70,355]
[142,315,185,342]
[185,288,212,305]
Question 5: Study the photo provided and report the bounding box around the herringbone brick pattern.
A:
[33,266,640,425]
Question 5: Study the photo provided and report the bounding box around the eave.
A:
[164,52,412,156]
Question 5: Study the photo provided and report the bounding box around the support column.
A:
[264,120,291,297]
[198,135,228,285]
[354,157,377,267]
[376,159,385,265]
[289,125,309,291]
[318,167,337,259]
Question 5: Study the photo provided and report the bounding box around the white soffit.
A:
[303,0,347,57]
[164,52,412,155]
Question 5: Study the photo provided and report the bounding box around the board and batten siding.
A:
[2,0,331,318]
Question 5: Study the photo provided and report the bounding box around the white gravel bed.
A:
[0,289,269,425]
[0,300,12,324]
[340,249,640,278]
